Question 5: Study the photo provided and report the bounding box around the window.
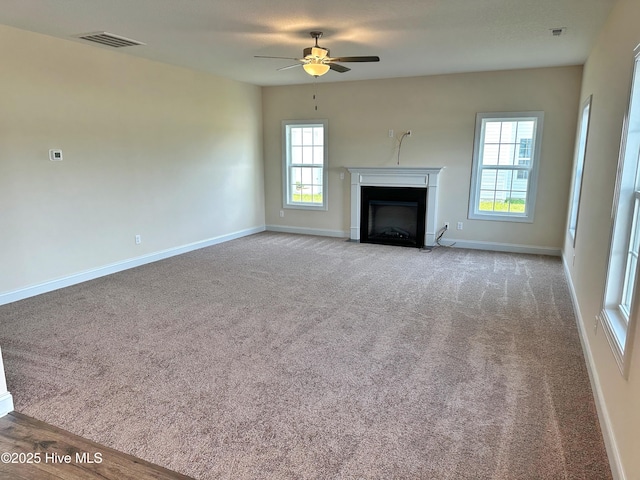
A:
[518,138,532,161]
[469,112,544,222]
[568,95,593,244]
[282,120,328,210]
[600,47,640,378]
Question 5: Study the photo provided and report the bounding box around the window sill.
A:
[599,308,629,378]
[284,204,327,211]
[468,211,534,223]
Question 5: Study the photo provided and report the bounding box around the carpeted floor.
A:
[0,232,611,479]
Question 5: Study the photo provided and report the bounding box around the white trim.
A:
[444,238,560,256]
[568,95,593,247]
[599,308,627,376]
[0,393,13,418]
[263,232,560,255]
[599,48,640,379]
[469,111,544,223]
[266,225,348,238]
[347,167,444,247]
[282,119,329,211]
[562,256,625,480]
[0,226,265,306]
[0,347,13,417]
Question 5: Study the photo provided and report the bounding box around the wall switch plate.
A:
[340,172,345,180]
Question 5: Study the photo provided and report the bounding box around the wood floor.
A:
[0,411,194,480]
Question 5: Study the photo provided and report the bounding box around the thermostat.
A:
[49,149,63,161]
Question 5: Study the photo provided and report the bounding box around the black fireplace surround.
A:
[360,186,427,248]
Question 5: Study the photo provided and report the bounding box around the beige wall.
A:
[262,66,582,249]
[1,6,635,477]
[0,25,264,294]
[563,0,640,478]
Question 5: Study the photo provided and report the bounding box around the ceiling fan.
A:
[255,31,380,77]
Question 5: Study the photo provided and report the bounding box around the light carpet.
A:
[0,232,611,479]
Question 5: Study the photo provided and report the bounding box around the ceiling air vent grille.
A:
[75,32,145,48]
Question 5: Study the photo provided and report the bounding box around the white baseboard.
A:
[443,238,561,256]
[262,229,560,254]
[0,226,266,306]
[264,229,559,256]
[561,255,625,480]
[266,225,349,238]
[0,393,13,418]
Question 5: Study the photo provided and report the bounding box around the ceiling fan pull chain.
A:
[313,80,318,111]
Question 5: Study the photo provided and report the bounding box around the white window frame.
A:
[282,119,328,211]
[568,95,593,245]
[600,45,640,378]
[469,111,544,223]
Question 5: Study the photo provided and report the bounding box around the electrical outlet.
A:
[406,130,412,136]
[444,222,449,230]
[594,315,599,334]
[340,172,345,180]
[279,210,285,218]
[457,222,463,230]
[389,129,394,138]
[135,235,141,245]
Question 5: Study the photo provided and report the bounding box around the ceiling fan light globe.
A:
[303,62,330,77]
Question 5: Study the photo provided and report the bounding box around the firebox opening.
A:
[360,186,427,248]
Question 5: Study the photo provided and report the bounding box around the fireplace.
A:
[347,167,443,247]
[361,186,427,248]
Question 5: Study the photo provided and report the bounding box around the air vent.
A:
[75,32,145,48]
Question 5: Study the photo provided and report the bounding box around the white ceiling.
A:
[0,0,616,87]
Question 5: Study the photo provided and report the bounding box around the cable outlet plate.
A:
[49,149,63,161]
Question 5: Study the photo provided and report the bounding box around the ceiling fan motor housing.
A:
[303,46,329,60]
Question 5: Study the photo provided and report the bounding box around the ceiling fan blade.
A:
[329,63,350,73]
[254,55,301,61]
[277,64,303,71]
[330,56,380,63]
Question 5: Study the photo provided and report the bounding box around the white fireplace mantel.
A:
[347,167,444,247]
